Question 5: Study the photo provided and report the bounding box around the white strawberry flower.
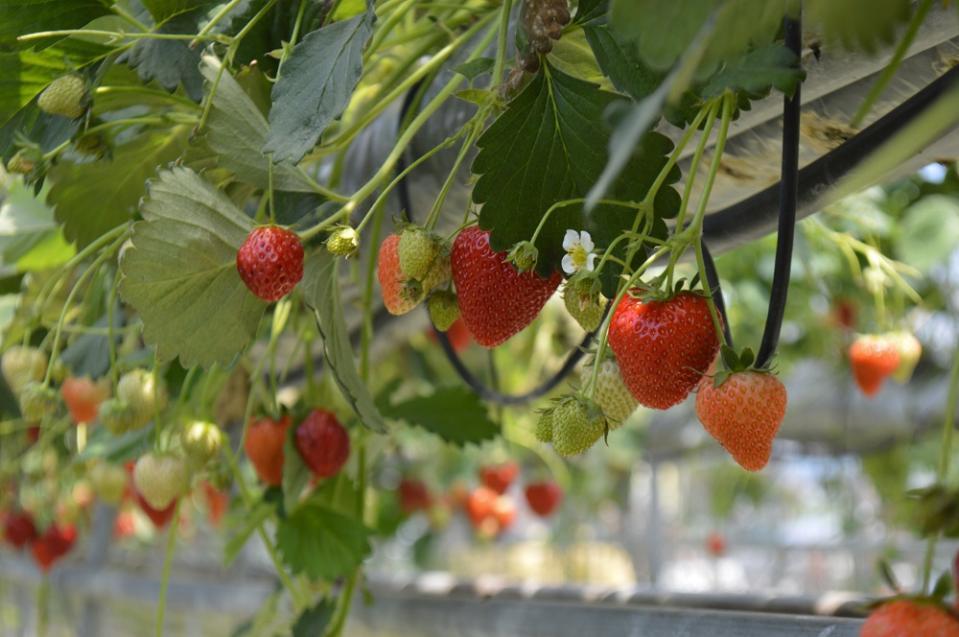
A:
[562,229,597,275]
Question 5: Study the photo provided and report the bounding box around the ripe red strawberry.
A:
[113,509,136,539]
[832,298,856,329]
[427,317,473,351]
[524,481,562,517]
[236,225,304,302]
[849,334,900,397]
[479,462,519,495]
[61,376,109,424]
[202,482,229,527]
[397,478,432,514]
[609,291,720,409]
[3,510,38,548]
[294,409,350,478]
[862,599,959,637]
[706,531,726,557]
[378,234,422,315]
[451,227,561,348]
[244,415,291,486]
[135,490,177,528]
[465,486,498,528]
[696,370,787,472]
[30,523,77,572]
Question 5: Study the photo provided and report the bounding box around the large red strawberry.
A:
[524,481,562,517]
[61,376,109,424]
[295,409,350,478]
[397,478,432,514]
[377,234,421,315]
[849,334,900,397]
[3,510,38,548]
[236,225,304,302]
[244,415,291,486]
[696,370,787,472]
[479,462,519,495]
[862,599,959,636]
[451,227,561,348]
[609,291,720,409]
[30,523,77,572]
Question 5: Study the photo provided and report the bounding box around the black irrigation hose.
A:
[755,14,802,370]
[396,87,598,406]
[700,238,733,348]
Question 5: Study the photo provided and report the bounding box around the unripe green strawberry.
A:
[180,420,224,468]
[117,369,167,427]
[563,276,604,332]
[37,75,87,119]
[507,241,538,273]
[98,398,137,434]
[133,452,190,510]
[6,151,35,175]
[88,462,127,505]
[421,245,451,293]
[428,291,460,331]
[326,226,360,257]
[890,331,922,383]
[592,359,637,426]
[399,228,441,281]
[551,397,604,457]
[2,346,47,394]
[19,382,58,422]
[534,408,554,443]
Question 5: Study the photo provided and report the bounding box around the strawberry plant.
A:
[2,0,959,634]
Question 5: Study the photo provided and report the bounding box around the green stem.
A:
[642,104,711,208]
[423,122,483,230]
[94,85,200,109]
[367,0,418,55]
[491,0,514,87]
[18,29,229,44]
[277,0,309,80]
[920,350,959,592]
[35,225,127,314]
[155,500,181,637]
[192,0,245,47]
[850,0,935,128]
[37,575,49,637]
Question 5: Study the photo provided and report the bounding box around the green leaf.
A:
[59,313,116,377]
[583,24,661,100]
[897,195,959,274]
[547,27,606,86]
[380,385,499,446]
[118,166,268,367]
[263,11,374,163]
[472,63,678,278]
[140,0,214,23]
[702,44,804,98]
[454,57,494,81]
[610,0,788,76]
[224,500,273,566]
[807,0,910,54]
[932,570,953,599]
[198,54,315,192]
[282,422,312,514]
[574,0,608,24]
[0,177,71,267]
[291,600,335,637]
[275,502,371,581]
[120,9,205,102]
[303,250,387,433]
[49,128,190,247]
[75,423,154,463]
[0,0,112,49]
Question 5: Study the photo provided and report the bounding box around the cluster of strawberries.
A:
[243,410,350,487]
[398,462,563,539]
[2,509,75,572]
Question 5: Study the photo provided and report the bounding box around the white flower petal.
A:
[580,232,594,253]
[562,254,576,274]
[585,253,597,271]
[563,229,580,251]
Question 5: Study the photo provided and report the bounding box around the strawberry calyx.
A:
[506,240,539,273]
[711,346,775,388]
[627,275,708,305]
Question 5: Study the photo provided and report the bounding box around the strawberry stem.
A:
[155,499,180,637]
[920,352,959,592]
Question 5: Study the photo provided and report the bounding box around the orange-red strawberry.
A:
[862,599,959,637]
[465,486,498,528]
[479,461,519,495]
[492,494,516,531]
[397,478,432,514]
[609,291,720,409]
[244,415,291,486]
[524,481,562,517]
[705,531,726,557]
[30,523,76,572]
[451,227,561,348]
[61,376,109,424]
[3,510,37,548]
[294,409,350,479]
[113,509,136,539]
[696,370,787,472]
[202,482,229,527]
[378,234,422,315]
[849,334,900,397]
[236,225,304,302]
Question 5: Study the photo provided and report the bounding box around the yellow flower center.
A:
[570,245,589,268]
